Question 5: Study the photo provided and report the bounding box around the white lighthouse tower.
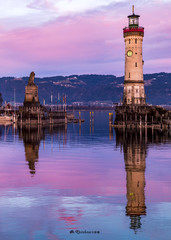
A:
[123,6,146,105]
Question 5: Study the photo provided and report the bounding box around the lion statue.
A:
[28,71,35,84]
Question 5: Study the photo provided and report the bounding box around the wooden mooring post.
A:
[79,111,81,124]
[109,113,113,126]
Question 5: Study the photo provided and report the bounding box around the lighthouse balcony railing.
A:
[123,27,144,33]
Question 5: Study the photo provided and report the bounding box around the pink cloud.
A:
[0,2,170,76]
[2,15,122,60]
[0,11,125,76]
[27,0,56,10]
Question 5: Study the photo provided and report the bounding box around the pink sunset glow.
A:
[0,147,126,196]
[0,1,171,77]
[0,142,171,202]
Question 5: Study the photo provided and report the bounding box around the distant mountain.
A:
[0,72,171,105]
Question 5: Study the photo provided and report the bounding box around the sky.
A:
[0,0,171,77]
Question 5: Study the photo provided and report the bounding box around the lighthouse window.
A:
[129,39,131,44]
[136,89,138,93]
[129,72,130,78]
[135,62,137,67]
[135,38,137,44]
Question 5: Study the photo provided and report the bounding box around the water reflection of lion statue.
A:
[28,72,35,84]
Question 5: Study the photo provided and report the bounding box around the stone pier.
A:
[18,72,67,126]
[114,105,171,129]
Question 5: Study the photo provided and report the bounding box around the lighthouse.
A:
[114,6,171,128]
[123,6,146,105]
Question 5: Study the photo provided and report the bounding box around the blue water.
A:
[0,111,171,240]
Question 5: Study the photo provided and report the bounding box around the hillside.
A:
[0,72,171,105]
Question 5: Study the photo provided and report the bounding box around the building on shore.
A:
[114,6,171,129]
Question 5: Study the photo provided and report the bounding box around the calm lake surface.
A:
[0,111,171,240]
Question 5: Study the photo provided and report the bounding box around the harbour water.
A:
[0,111,171,240]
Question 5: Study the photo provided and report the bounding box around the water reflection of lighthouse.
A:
[115,129,146,232]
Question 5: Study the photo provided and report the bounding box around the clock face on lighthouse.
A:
[127,50,133,57]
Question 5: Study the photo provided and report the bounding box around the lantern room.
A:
[128,5,140,28]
